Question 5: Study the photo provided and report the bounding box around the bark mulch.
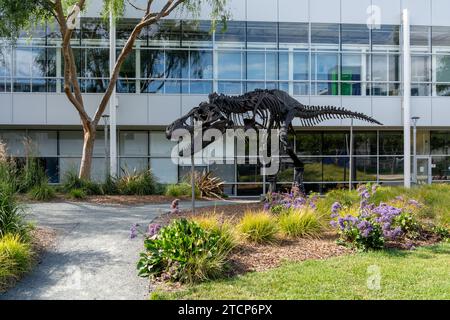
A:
[154,203,353,274]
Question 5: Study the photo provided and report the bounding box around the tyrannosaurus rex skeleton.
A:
[166,89,382,192]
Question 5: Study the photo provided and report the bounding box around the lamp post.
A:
[412,116,420,184]
[102,115,110,179]
[349,119,354,191]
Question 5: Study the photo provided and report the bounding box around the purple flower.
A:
[130,224,139,239]
[331,202,342,215]
[147,223,161,237]
[371,184,379,194]
[408,199,420,207]
[395,196,404,201]
[263,203,270,211]
[330,220,338,228]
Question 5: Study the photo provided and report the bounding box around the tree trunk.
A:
[79,124,96,180]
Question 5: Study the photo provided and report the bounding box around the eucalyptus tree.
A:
[0,0,228,179]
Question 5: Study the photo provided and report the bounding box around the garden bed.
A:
[0,227,56,293]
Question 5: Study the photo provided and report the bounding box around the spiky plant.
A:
[185,170,224,199]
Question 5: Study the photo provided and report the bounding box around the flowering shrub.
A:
[264,191,318,215]
[330,185,423,251]
[137,219,234,283]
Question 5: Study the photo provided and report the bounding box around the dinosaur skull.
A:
[166,102,232,155]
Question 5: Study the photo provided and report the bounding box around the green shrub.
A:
[238,211,278,244]
[0,189,28,239]
[191,215,237,251]
[165,183,200,198]
[137,219,233,283]
[0,234,32,289]
[19,158,47,193]
[278,208,324,238]
[69,188,87,200]
[101,176,119,195]
[62,171,103,196]
[117,169,158,195]
[28,183,56,202]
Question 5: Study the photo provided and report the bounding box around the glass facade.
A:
[3,19,450,96]
[1,129,449,194]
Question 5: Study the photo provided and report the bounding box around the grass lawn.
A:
[152,243,450,300]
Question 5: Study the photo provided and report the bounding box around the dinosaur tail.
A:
[297,106,383,126]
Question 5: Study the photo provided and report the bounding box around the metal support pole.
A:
[403,9,412,188]
[190,119,196,214]
[349,119,354,191]
[103,115,110,179]
[109,10,118,177]
[412,117,420,184]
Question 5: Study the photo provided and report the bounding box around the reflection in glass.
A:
[279,22,308,45]
[323,132,349,156]
[311,23,339,45]
[430,131,450,155]
[322,157,349,182]
[218,51,243,79]
[341,24,370,46]
[354,157,377,181]
[354,132,377,155]
[371,25,400,47]
[431,157,449,181]
[247,22,277,46]
[379,157,403,181]
[380,132,403,155]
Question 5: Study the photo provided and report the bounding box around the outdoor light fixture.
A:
[412,116,420,184]
[102,115,110,179]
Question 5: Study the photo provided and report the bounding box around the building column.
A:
[109,11,118,177]
[402,9,412,188]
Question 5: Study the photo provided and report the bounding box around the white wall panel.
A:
[247,0,277,22]
[46,95,80,125]
[372,0,402,25]
[12,94,46,124]
[411,97,432,126]
[341,97,375,127]
[0,95,12,124]
[341,0,371,24]
[402,0,431,26]
[431,98,450,126]
[309,0,340,23]
[148,95,181,125]
[278,0,309,23]
[181,95,208,115]
[372,97,402,126]
[431,0,450,26]
[117,95,148,125]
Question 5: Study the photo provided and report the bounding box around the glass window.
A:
[247,51,265,80]
[0,131,26,156]
[150,132,177,157]
[237,164,261,183]
[431,157,449,181]
[218,51,243,79]
[190,50,213,79]
[372,54,387,81]
[436,55,450,82]
[165,50,189,79]
[120,132,148,156]
[215,21,246,43]
[296,132,322,155]
[15,47,32,78]
[26,131,58,157]
[279,22,308,46]
[341,54,363,96]
[411,55,430,82]
[379,157,403,181]
[302,158,322,182]
[323,132,348,156]
[182,20,212,47]
[85,48,109,78]
[411,26,430,49]
[149,20,182,45]
[0,46,12,77]
[432,26,450,49]
[371,25,400,47]
[293,51,309,81]
[311,23,339,45]
[279,50,289,81]
[151,159,178,183]
[322,157,349,182]
[341,24,370,47]
[120,158,149,174]
[380,132,403,155]
[141,49,164,79]
[246,22,277,47]
[389,54,400,82]
[354,157,377,182]
[119,50,136,79]
[117,19,148,45]
[354,132,377,155]
[430,131,449,155]
[312,53,339,80]
[81,18,109,44]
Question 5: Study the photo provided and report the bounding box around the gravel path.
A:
[0,200,244,300]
